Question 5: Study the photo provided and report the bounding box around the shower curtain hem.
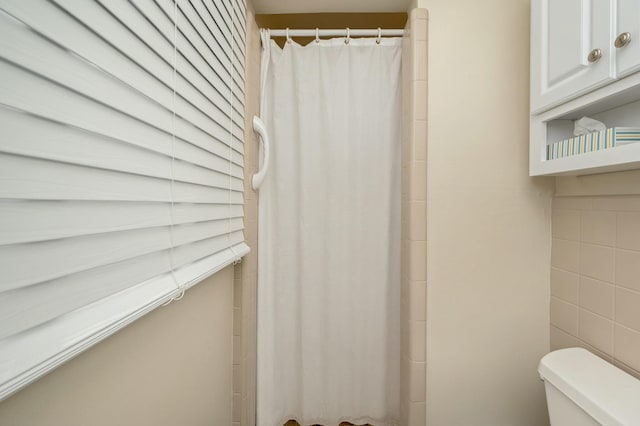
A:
[276,414,400,426]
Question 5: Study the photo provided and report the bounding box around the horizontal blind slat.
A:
[0,200,244,246]
[0,227,173,292]
[173,160,245,191]
[0,250,174,340]
[172,229,245,271]
[225,0,246,39]
[128,0,244,120]
[0,218,244,292]
[0,271,179,399]
[0,60,244,166]
[173,240,249,288]
[173,0,233,70]
[0,154,171,202]
[233,1,247,35]
[0,153,244,204]
[0,17,239,158]
[0,106,172,180]
[207,1,232,42]
[0,106,243,178]
[172,218,245,248]
[172,181,244,204]
[0,109,245,193]
[42,0,241,149]
[232,78,245,104]
[185,0,232,59]
[0,234,250,343]
[0,200,168,246]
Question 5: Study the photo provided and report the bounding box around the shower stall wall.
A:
[234,9,428,426]
[399,9,428,426]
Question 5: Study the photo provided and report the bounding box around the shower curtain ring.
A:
[345,27,350,45]
[315,28,320,44]
[376,27,382,44]
[286,27,291,44]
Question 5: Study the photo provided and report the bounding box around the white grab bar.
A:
[251,116,270,190]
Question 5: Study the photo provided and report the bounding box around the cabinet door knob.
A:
[615,32,632,48]
[587,48,602,63]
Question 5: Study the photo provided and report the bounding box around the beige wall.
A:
[233,5,261,426]
[551,171,640,378]
[0,266,235,426]
[419,0,554,425]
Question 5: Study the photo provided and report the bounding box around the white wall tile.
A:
[615,287,640,332]
[578,309,613,355]
[614,325,640,373]
[552,209,580,241]
[616,249,640,292]
[550,268,579,304]
[617,212,640,251]
[551,239,579,272]
[551,297,578,335]
[579,276,614,319]
[580,243,615,283]
[580,210,616,247]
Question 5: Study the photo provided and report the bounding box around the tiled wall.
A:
[400,8,428,426]
[551,195,640,377]
[233,6,261,426]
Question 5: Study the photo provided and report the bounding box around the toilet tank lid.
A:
[539,348,640,426]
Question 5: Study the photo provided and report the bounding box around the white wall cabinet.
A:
[530,0,640,176]
[616,0,640,78]
[531,0,612,114]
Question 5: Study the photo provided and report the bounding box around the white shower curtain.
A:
[257,31,401,426]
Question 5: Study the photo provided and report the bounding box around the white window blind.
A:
[0,0,248,399]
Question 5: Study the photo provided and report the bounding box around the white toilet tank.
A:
[539,348,640,426]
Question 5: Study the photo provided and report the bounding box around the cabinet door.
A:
[531,0,613,112]
[615,0,640,77]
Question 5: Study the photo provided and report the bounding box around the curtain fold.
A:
[257,33,402,426]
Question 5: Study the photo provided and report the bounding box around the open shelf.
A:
[530,72,640,176]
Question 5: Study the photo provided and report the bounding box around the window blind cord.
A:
[164,0,184,305]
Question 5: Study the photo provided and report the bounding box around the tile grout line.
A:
[576,206,582,342]
[613,211,618,360]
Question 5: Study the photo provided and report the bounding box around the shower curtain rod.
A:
[266,28,405,38]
